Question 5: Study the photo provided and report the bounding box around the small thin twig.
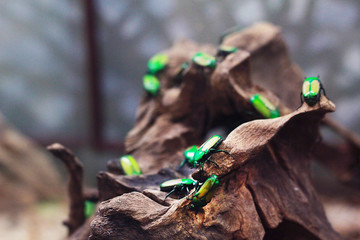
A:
[47,143,85,235]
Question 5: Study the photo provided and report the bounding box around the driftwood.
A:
[57,22,360,239]
[124,23,297,174]
[124,22,360,188]
[90,96,339,240]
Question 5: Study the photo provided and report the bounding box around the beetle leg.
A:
[185,187,190,196]
[194,181,200,192]
[198,162,205,171]
[296,91,304,110]
[164,188,176,200]
[213,149,235,159]
[177,159,187,171]
[207,158,220,168]
[321,85,327,97]
[178,187,184,199]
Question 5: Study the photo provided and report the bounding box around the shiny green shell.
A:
[184,145,198,163]
[178,135,223,169]
[302,77,321,106]
[84,200,96,219]
[160,178,196,192]
[178,145,198,168]
[120,155,142,175]
[217,45,237,57]
[193,135,223,162]
[143,74,160,96]
[249,94,280,119]
[191,175,219,209]
[192,52,217,69]
[147,53,168,74]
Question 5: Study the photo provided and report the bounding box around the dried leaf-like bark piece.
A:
[90,96,340,240]
[97,168,185,201]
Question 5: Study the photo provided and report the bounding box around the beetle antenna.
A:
[177,159,187,171]
[214,149,235,160]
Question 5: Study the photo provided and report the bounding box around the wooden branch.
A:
[47,143,85,235]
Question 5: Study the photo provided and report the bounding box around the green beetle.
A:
[178,145,198,169]
[190,174,219,210]
[178,135,231,170]
[160,178,198,199]
[118,155,142,176]
[192,52,217,69]
[147,53,168,74]
[216,45,238,59]
[249,94,280,119]
[143,74,160,96]
[301,76,326,106]
[84,200,97,219]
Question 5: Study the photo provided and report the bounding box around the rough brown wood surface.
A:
[123,22,359,189]
[90,96,340,240]
[59,22,360,239]
[124,23,300,174]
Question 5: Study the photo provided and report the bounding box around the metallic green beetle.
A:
[119,155,142,176]
[178,145,198,169]
[301,76,326,106]
[84,200,96,219]
[178,135,230,169]
[147,53,168,74]
[160,178,198,199]
[249,94,280,119]
[216,45,237,59]
[143,74,160,96]
[192,52,217,69]
[190,174,219,210]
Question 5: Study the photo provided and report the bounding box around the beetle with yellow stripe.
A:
[190,174,219,210]
[249,94,280,119]
[118,155,142,176]
[178,135,232,170]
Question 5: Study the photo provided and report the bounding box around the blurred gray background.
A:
[0,0,359,184]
